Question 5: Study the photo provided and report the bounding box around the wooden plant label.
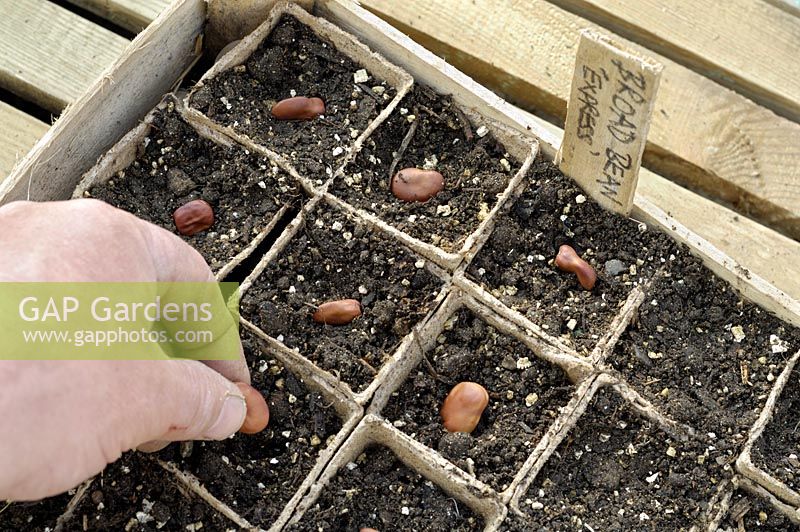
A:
[557,29,663,215]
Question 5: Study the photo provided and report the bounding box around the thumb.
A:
[118,359,268,453]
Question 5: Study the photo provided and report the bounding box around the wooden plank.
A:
[763,0,800,18]
[551,0,800,122]
[0,0,130,112]
[558,29,662,214]
[360,0,800,240]
[67,0,170,33]
[0,0,204,204]
[0,102,49,180]
[322,0,800,309]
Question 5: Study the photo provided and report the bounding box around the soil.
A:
[467,159,679,354]
[330,86,518,253]
[241,204,444,394]
[0,492,71,532]
[157,330,344,528]
[717,490,793,531]
[71,453,233,531]
[380,307,574,492]
[611,251,800,450]
[512,386,729,531]
[189,16,397,180]
[751,366,800,492]
[285,446,482,531]
[89,103,305,273]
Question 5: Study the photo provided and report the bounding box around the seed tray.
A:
[3,1,800,531]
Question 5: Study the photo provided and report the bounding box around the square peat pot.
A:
[74,95,309,279]
[3,1,800,531]
[238,199,450,406]
[326,84,537,271]
[184,2,412,187]
[506,374,733,531]
[365,288,587,501]
[463,159,679,357]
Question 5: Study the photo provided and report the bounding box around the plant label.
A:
[557,29,663,215]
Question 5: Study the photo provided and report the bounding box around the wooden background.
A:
[1,0,799,301]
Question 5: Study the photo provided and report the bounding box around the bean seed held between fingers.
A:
[271,96,326,120]
[235,382,270,434]
[391,168,444,202]
[555,244,596,290]
[173,199,214,236]
[440,382,489,433]
[312,299,362,326]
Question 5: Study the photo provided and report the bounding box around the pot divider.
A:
[323,190,465,270]
[156,460,256,530]
[50,478,94,532]
[460,292,593,384]
[184,1,413,191]
[288,414,507,531]
[239,193,323,294]
[735,349,800,508]
[453,273,581,361]
[508,373,606,512]
[508,373,696,515]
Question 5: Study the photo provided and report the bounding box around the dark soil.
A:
[612,251,800,449]
[190,16,397,180]
[751,366,800,492]
[71,453,233,531]
[381,307,573,492]
[89,103,305,273]
[241,205,444,394]
[157,331,343,528]
[0,492,71,532]
[285,446,482,531]
[330,86,518,253]
[515,387,729,531]
[718,490,794,531]
[467,159,679,354]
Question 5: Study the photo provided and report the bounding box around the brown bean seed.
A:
[555,244,597,290]
[173,199,214,236]
[312,299,362,326]
[391,168,444,202]
[440,382,489,433]
[271,96,325,120]
[235,382,270,434]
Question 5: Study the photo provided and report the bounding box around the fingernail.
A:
[205,391,247,440]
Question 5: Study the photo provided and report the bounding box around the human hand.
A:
[0,199,268,501]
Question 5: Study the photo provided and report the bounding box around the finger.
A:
[119,360,268,451]
[134,211,251,384]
